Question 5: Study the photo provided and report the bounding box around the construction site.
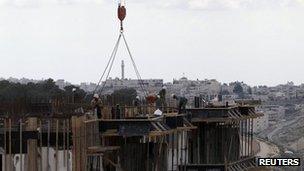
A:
[0,1,264,171]
[0,98,263,171]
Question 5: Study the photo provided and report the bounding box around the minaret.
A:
[121,60,125,79]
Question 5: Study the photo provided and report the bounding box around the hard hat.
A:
[162,86,167,90]
[136,96,140,99]
[157,95,160,99]
[171,94,175,98]
[93,94,99,98]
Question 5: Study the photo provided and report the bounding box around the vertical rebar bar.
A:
[251,118,253,155]
[146,136,149,171]
[176,131,179,170]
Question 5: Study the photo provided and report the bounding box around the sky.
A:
[1,0,304,86]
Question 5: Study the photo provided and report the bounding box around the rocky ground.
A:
[256,138,280,158]
[271,114,304,156]
[255,109,304,171]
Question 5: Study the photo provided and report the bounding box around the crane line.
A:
[93,1,148,97]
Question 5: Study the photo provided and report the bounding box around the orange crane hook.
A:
[118,1,126,31]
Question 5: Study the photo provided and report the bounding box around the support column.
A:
[72,116,87,171]
[4,118,13,171]
[27,117,38,171]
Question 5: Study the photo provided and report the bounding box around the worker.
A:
[133,96,141,115]
[115,104,121,119]
[133,96,140,106]
[172,94,188,114]
[146,94,157,104]
[158,86,167,110]
[145,93,157,114]
[111,106,115,119]
[91,93,103,132]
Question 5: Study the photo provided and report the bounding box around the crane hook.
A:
[118,1,126,32]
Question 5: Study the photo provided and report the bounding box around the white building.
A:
[55,79,72,90]
[100,77,163,96]
[79,82,98,92]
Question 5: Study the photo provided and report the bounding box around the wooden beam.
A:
[27,117,38,171]
[20,119,23,171]
[55,119,59,171]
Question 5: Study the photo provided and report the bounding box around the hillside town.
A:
[2,76,304,140]
[1,61,304,170]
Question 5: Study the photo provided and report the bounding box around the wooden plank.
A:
[84,116,164,123]
[87,146,120,154]
[71,116,78,171]
[4,118,7,171]
[67,119,70,171]
[72,116,87,171]
[63,119,66,167]
[46,119,51,171]
[9,118,12,171]
[39,119,42,171]
[20,119,23,171]
[27,117,38,171]
[55,119,59,171]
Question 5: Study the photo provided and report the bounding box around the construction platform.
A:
[184,105,262,171]
[0,100,262,171]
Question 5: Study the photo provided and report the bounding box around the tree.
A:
[233,82,244,98]
[108,88,137,106]
[221,90,230,95]
[247,87,252,95]
[64,85,86,103]
[233,83,243,94]
[0,79,85,103]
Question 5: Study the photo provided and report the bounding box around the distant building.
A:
[100,77,163,96]
[169,77,221,105]
[79,82,98,92]
[55,79,72,90]
[55,79,66,89]
[253,111,269,133]
[261,105,286,126]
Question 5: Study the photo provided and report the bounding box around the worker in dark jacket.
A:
[172,94,188,114]
[91,93,103,132]
[158,86,167,111]
[115,104,121,119]
[133,96,140,107]
[133,96,141,115]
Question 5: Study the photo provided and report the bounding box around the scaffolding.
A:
[0,99,263,171]
[185,106,263,171]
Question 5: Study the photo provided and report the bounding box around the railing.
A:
[98,105,178,119]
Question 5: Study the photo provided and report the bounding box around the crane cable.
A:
[121,32,148,97]
[92,34,122,95]
[93,1,148,97]
[97,34,122,94]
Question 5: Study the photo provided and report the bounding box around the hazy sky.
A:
[1,0,304,86]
